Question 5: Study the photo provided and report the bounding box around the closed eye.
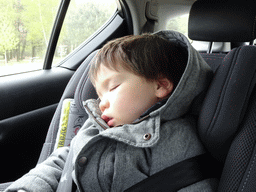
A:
[109,84,120,92]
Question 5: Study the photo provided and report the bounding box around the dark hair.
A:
[89,34,188,90]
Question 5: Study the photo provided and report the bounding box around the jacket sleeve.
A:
[4,147,69,192]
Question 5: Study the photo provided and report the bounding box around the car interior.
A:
[1,0,256,191]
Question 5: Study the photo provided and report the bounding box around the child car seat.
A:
[37,51,99,164]
[189,0,256,191]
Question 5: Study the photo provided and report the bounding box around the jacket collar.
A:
[83,99,161,147]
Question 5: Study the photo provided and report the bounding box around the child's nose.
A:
[99,98,109,113]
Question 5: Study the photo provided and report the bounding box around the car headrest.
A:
[188,0,256,42]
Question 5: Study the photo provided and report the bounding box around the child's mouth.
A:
[101,115,114,127]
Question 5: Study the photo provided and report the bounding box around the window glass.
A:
[0,0,60,76]
[53,0,117,66]
[166,14,189,39]
[0,0,116,76]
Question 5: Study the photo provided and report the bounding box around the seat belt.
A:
[125,153,221,192]
[140,1,158,34]
[140,20,155,34]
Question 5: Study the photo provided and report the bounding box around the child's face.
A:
[94,64,159,127]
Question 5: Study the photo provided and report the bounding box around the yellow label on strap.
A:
[57,100,71,148]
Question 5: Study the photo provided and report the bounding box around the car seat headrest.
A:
[188,0,256,42]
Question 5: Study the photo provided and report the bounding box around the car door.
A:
[0,0,132,183]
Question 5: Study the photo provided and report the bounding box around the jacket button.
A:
[143,133,151,140]
[78,156,87,167]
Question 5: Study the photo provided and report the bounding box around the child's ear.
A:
[155,78,174,99]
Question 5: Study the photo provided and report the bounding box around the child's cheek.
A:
[112,90,127,111]
[116,89,135,113]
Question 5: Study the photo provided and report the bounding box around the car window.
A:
[166,14,189,40]
[0,0,116,76]
[52,0,116,66]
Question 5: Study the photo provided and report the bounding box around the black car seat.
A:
[189,0,256,191]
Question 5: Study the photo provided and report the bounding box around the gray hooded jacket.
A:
[5,30,218,192]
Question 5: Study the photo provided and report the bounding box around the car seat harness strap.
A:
[125,153,221,192]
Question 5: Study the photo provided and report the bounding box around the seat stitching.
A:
[241,148,256,191]
[252,16,256,39]
[207,50,239,135]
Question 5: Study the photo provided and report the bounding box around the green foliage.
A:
[0,0,19,56]
[21,0,60,51]
[58,1,115,55]
[0,0,116,64]
[0,0,190,66]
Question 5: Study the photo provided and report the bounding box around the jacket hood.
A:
[84,30,213,125]
[151,30,213,121]
[82,30,213,148]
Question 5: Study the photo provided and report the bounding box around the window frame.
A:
[43,0,71,70]
[58,12,127,70]
[43,0,130,71]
